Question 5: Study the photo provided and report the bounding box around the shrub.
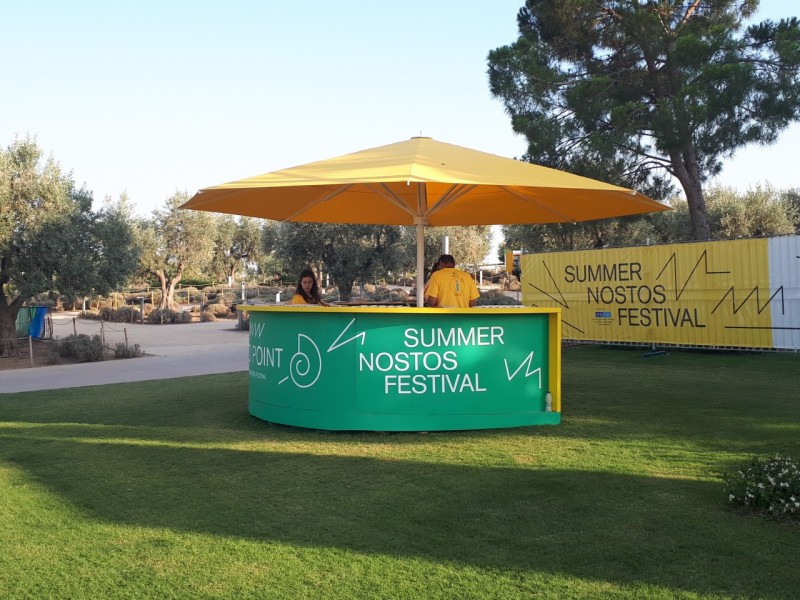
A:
[205,303,233,318]
[121,291,146,305]
[200,311,217,322]
[179,278,214,288]
[475,290,522,306]
[359,286,411,304]
[113,306,141,323]
[247,286,294,303]
[114,342,144,358]
[507,278,521,291]
[148,308,184,324]
[725,454,800,521]
[181,286,202,303]
[217,292,237,305]
[99,306,115,321]
[108,292,126,307]
[57,334,105,362]
[203,288,237,306]
[78,310,102,320]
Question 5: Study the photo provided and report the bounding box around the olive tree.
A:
[275,223,408,300]
[1,138,138,354]
[209,215,263,284]
[138,191,216,310]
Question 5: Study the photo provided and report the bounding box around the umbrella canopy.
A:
[181,137,669,305]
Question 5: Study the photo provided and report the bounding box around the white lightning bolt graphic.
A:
[327,318,366,352]
[504,351,542,387]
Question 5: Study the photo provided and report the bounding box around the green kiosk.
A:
[242,305,561,431]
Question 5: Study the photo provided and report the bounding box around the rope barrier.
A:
[0,335,29,342]
[51,317,113,326]
[2,324,140,368]
[3,336,104,347]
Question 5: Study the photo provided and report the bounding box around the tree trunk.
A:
[162,276,181,310]
[155,266,184,310]
[336,278,355,302]
[0,295,25,356]
[670,147,711,241]
[156,271,169,310]
[684,181,711,242]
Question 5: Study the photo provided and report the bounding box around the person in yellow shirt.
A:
[291,269,330,306]
[424,254,480,308]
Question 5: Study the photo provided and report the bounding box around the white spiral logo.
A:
[289,334,322,388]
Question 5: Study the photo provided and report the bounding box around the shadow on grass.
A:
[0,374,256,431]
[2,353,800,597]
[2,428,798,599]
[559,347,800,454]
[3,362,799,455]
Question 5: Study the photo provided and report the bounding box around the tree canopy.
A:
[488,0,800,240]
[209,215,263,285]
[269,223,493,300]
[0,138,139,354]
[137,191,216,310]
[424,226,493,273]
[503,185,800,253]
[275,223,411,301]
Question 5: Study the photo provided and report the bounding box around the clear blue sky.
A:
[2,0,798,218]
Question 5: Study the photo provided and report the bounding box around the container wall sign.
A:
[521,235,800,350]
[243,307,561,431]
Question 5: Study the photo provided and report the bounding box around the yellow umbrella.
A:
[181,137,669,305]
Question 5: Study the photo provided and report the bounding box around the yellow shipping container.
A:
[521,236,800,350]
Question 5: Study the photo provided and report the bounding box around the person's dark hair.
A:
[425,259,441,284]
[295,269,322,303]
[438,254,456,267]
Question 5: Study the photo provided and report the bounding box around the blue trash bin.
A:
[29,306,48,339]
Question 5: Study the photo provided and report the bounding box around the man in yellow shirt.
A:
[424,254,480,308]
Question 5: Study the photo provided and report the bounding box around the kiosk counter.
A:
[242,305,561,431]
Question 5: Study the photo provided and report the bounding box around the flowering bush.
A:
[725,454,800,521]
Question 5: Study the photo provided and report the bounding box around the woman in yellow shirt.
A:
[291,269,330,306]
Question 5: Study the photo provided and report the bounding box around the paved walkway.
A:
[0,312,249,394]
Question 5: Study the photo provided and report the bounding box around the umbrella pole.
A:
[416,222,425,307]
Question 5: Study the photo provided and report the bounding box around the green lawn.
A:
[1,346,798,599]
